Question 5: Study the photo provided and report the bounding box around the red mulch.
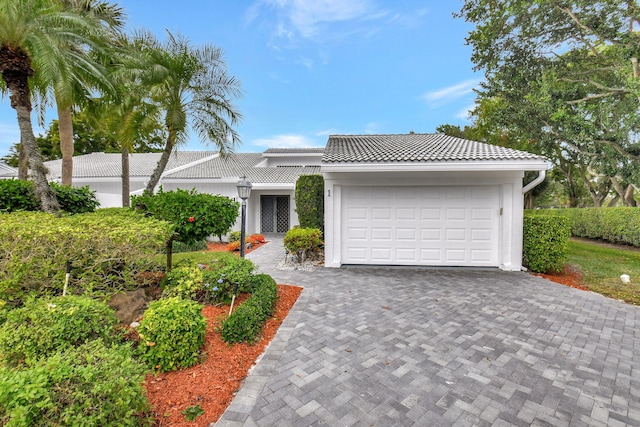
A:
[144,284,302,426]
[533,265,589,291]
[206,241,267,254]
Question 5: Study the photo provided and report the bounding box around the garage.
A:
[341,185,500,266]
[322,133,548,271]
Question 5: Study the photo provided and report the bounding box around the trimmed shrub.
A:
[162,265,205,301]
[0,179,40,212]
[131,188,239,245]
[0,340,151,426]
[221,274,278,344]
[50,182,100,214]
[532,207,640,247]
[137,297,206,372]
[0,210,174,306]
[0,296,119,367]
[0,179,99,213]
[167,240,208,253]
[295,175,324,232]
[211,254,256,294]
[523,214,572,273]
[248,233,266,244]
[283,227,323,261]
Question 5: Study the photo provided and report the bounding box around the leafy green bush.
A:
[50,182,100,214]
[523,214,572,273]
[221,274,277,344]
[162,265,205,300]
[137,297,206,372]
[0,179,40,212]
[295,175,324,231]
[169,240,208,253]
[132,188,239,244]
[211,253,256,294]
[0,295,119,367]
[283,227,323,261]
[0,340,151,426]
[228,231,241,242]
[0,179,99,213]
[0,210,174,306]
[532,207,640,247]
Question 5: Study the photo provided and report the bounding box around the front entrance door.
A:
[261,195,290,233]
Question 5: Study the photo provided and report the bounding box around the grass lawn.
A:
[154,249,226,267]
[567,239,640,305]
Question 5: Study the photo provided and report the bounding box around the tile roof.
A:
[263,148,325,154]
[44,151,216,179]
[0,162,17,178]
[323,133,546,163]
[163,153,320,184]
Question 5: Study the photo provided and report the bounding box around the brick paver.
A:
[214,236,640,426]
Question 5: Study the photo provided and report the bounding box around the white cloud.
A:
[456,103,476,121]
[252,133,324,148]
[423,79,480,106]
[314,128,338,137]
[363,122,381,134]
[249,0,386,41]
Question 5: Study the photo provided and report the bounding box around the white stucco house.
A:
[0,162,17,179]
[41,133,547,271]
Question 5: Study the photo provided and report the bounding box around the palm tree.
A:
[0,0,109,211]
[141,31,242,194]
[52,0,125,185]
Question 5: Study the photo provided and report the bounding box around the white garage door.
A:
[341,186,500,266]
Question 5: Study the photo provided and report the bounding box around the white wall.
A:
[323,170,526,270]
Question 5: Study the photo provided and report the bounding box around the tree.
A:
[51,0,125,185]
[140,31,242,194]
[457,0,640,203]
[0,0,107,212]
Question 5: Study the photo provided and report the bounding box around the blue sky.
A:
[0,0,481,157]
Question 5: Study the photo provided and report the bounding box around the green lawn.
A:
[567,239,640,305]
[154,249,228,267]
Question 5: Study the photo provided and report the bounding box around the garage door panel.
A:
[396,228,417,240]
[342,186,500,267]
[371,247,392,261]
[372,228,392,240]
[372,208,391,220]
[346,227,368,240]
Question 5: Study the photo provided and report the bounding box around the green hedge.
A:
[0,340,151,426]
[530,207,640,247]
[0,210,174,306]
[523,214,572,273]
[221,274,278,344]
[0,296,119,368]
[0,179,99,214]
[295,175,324,232]
[283,227,323,261]
[136,297,207,372]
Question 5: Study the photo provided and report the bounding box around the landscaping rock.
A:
[108,289,153,325]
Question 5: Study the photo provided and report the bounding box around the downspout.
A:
[522,170,546,194]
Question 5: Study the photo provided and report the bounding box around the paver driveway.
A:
[215,236,640,426]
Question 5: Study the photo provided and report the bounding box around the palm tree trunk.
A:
[145,129,176,194]
[18,138,28,180]
[2,46,58,212]
[57,103,74,185]
[122,146,130,207]
[15,104,59,212]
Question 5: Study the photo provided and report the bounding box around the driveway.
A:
[215,236,640,426]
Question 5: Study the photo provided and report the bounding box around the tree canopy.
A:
[457,0,640,206]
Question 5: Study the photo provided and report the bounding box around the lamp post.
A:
[236,176,252,258]
[230,176,252,315]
